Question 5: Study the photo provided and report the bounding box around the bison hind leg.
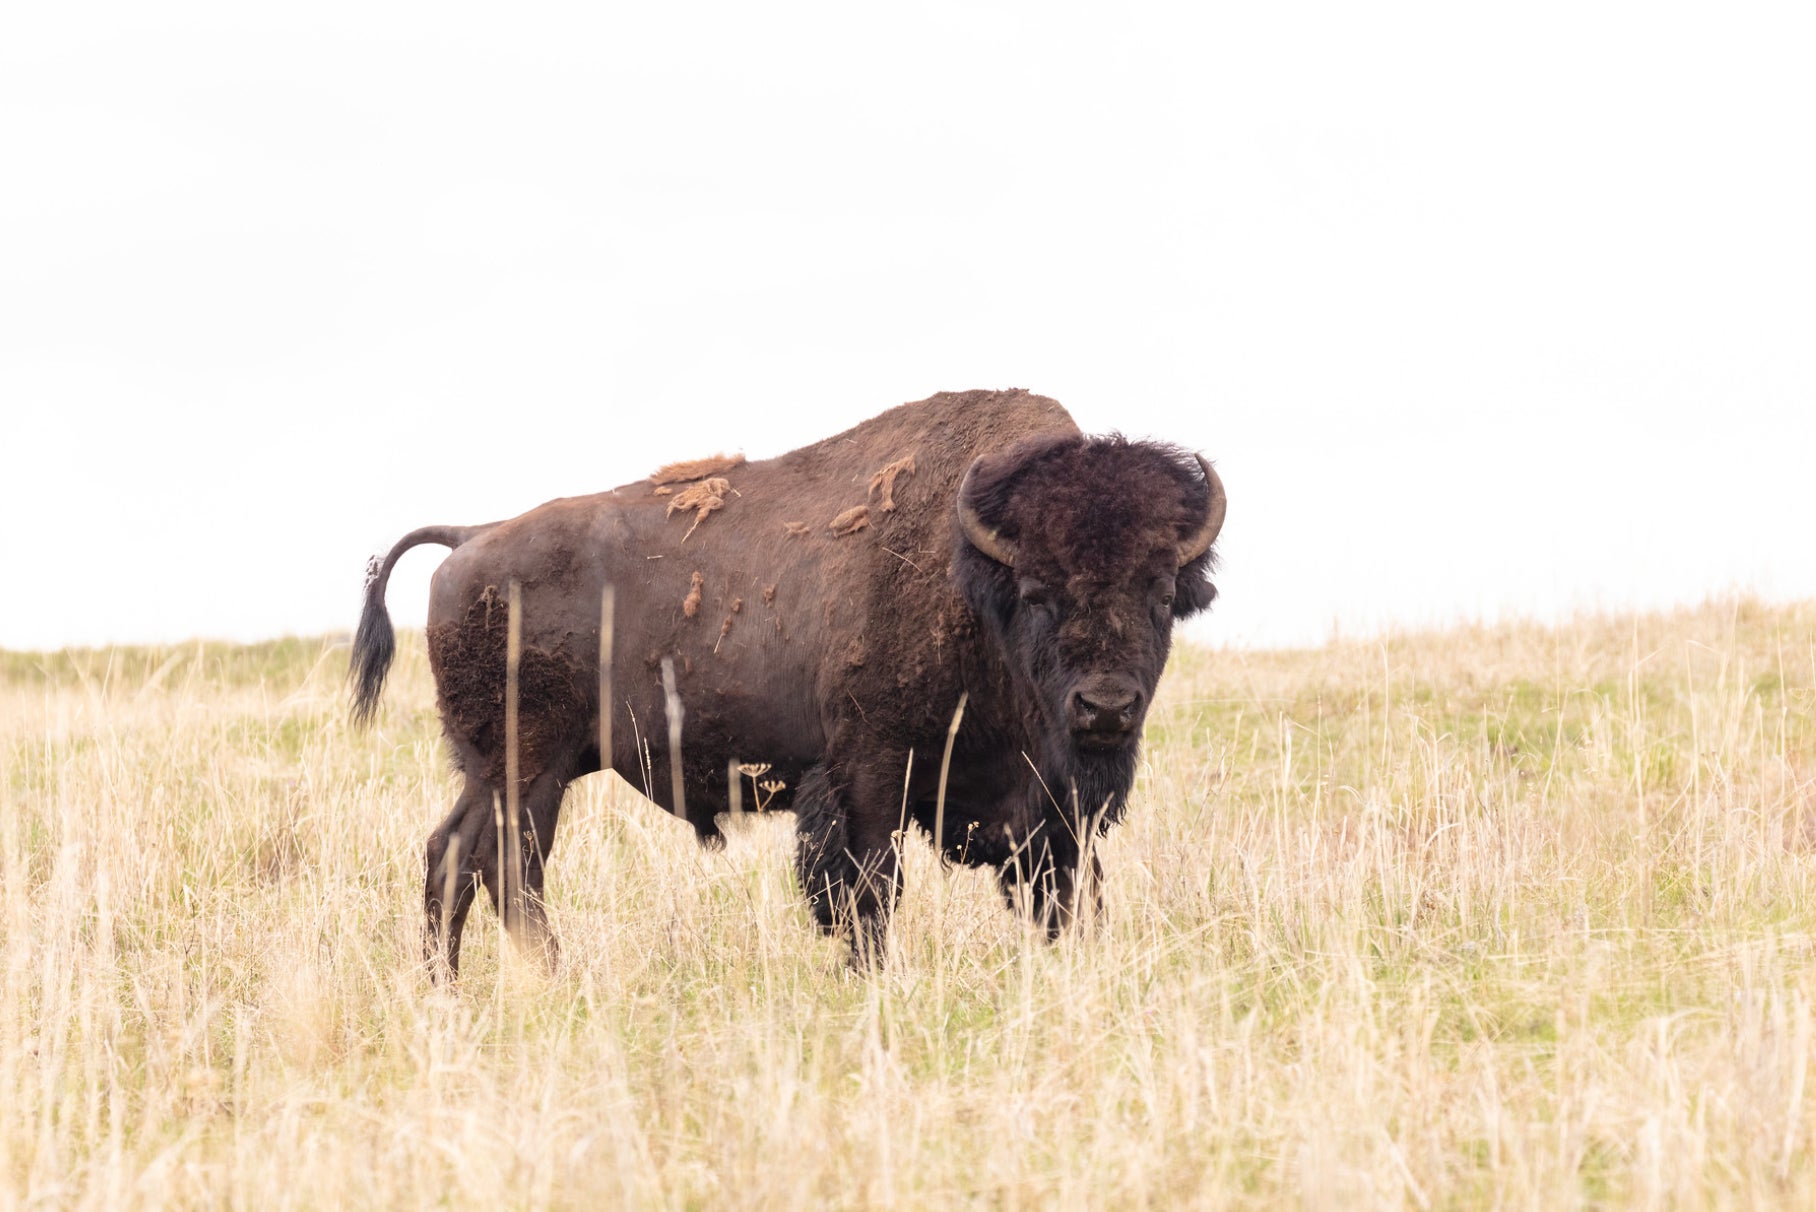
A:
[477,765,570,970]
[424,779,496,982]
[424,760,574,982]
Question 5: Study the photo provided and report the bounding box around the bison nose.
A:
[1070,680,1143,736]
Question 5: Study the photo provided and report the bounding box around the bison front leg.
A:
[794,765,902,967]
[999,828,1102,940]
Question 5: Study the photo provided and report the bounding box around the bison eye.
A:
[1018,580,1055,613]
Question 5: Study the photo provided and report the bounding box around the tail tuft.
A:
[350,572,396,727]
[347,523,491,726]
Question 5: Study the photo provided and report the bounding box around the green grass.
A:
[3,597,1815,1207]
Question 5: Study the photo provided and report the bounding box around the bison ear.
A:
[1172,560,1218,618]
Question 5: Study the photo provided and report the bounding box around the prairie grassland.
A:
[3,599,1815,1209]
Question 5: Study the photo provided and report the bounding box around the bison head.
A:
[952,434,1225,823]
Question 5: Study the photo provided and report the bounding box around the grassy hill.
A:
[3,599,1814,1207]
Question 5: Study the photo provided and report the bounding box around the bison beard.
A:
[1055,744,1142,831]
[349,388,1225,973]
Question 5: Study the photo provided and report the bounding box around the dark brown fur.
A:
[350,389,1225,973]
[425,588,588,784]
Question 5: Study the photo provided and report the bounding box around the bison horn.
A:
[1177,454,1227,566]
[956,459,1016,567]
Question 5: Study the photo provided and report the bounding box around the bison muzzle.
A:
[351,388,1226,973]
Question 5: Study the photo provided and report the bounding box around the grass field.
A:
[3,598,1814,1208]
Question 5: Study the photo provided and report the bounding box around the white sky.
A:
[3,2,1812,652]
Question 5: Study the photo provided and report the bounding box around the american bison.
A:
[351,388,1225,971]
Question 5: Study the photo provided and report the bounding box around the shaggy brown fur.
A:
[666,478,731,541]
[650,453,745,486]
[867,454,915,512]
[425,589,587,785]
[350,388,1225,974]
[665,477,730,516]
[828,505,869,536]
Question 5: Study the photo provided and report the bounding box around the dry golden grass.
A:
[3,598,1815,1208]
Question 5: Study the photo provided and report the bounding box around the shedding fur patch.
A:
[682,571,704,618]
[426,592,586,784]
[666,477,731,541]
[866,453,916,512]
[829,504,869,536]
[651,453,745,486]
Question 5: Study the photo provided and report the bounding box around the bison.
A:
[351,388,1225,971]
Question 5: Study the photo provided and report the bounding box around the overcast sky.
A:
[3,2,1811,652]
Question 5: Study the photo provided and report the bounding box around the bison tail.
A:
[349,523,491,726]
